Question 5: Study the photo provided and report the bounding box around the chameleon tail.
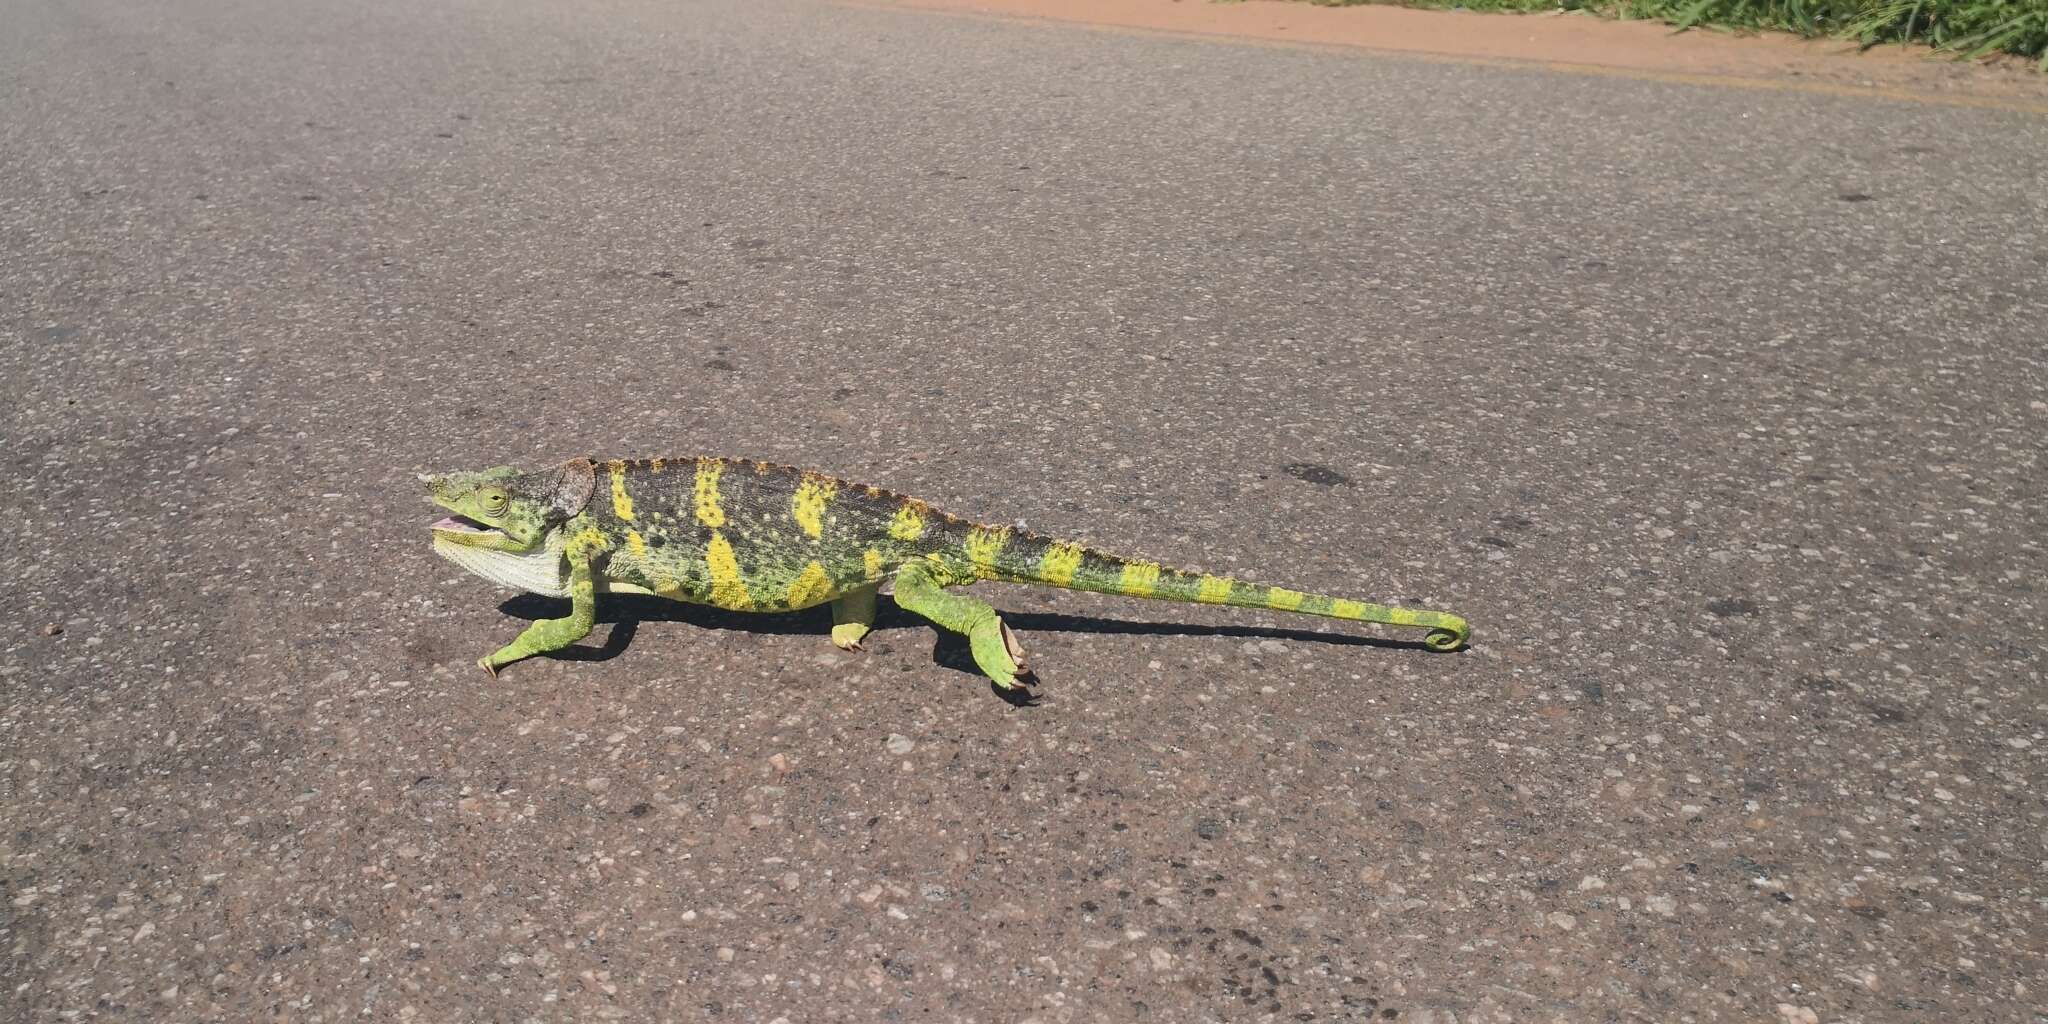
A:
[978,530,1470,652]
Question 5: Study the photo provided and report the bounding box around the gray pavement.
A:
[3,0,2045,1020]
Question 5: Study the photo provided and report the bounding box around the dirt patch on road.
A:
[856,0,2048,111]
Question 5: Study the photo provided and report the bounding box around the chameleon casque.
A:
[425,457,1471,686]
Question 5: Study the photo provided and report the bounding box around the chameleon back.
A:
[584,457,967,611]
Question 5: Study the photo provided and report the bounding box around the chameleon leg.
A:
[891,561,1028,689]
[830,584,879,651]
[479,552,597,676]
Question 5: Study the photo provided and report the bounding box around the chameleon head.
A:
[423,458,597,554]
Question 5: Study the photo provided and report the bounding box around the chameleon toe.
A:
[1000,621,1027,670]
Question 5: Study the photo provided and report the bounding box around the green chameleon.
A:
[424,457,1470,686]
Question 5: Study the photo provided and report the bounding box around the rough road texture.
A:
[3,0,2044,1021]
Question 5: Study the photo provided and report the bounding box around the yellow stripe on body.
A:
[1118,561,1161,598]
[888,501,927,541]
[1196,575,1233,604]
[863,548,885,580]
[965,525,1010,577]
[607,460,635,521]
[704,533,753,610]
[1330,599,1366,619]
[625,529,648,558]
[1266,587,1306,611]
[791,474,838,539]
[786,561,835,609]
[694,458,726,528]
[1037,542,1085,586]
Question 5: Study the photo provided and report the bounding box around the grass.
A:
[1303,0,2048,68]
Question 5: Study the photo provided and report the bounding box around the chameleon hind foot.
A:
[969,616,1030,690]
[892,561,1031,690]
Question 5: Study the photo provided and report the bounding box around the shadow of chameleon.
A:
[494,593,1426,704]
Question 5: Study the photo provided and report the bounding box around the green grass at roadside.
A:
[1303,0,2048,68]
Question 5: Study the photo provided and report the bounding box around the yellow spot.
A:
[863,548,885,579]
[887,501,926,541]
[786,561,834,609]
[606,460,636,521]
[1267,587,1306,611]
[1037,542,1085,586]
[965,525,1011,575]
[626,529,647,558]
[1330,599,1366,620]
[1118,561,1161,598]
[704,532,753,610]
[1196,575,1234,604]
[694,458,726,528]
[649,458,666,473]
[791,474,838,540]
[570,526,611,554]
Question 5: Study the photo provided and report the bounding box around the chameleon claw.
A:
[478,656,499,678]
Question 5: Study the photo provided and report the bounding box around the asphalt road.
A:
[4,0,2045,1020]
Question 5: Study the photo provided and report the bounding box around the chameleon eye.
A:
[480,489,509,516]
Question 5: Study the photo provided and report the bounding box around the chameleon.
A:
[424,456,1471,686]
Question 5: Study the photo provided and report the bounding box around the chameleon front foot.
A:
[830,587,879,653]
[475,605,598,677]
[478,643,529,676]
[830,622,870,652]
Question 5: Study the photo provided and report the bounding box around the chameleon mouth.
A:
[431,514,504,537]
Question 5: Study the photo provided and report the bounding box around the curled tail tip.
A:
[1423,615,1471,652]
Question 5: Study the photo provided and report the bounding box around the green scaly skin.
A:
[424,457,1471,686]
